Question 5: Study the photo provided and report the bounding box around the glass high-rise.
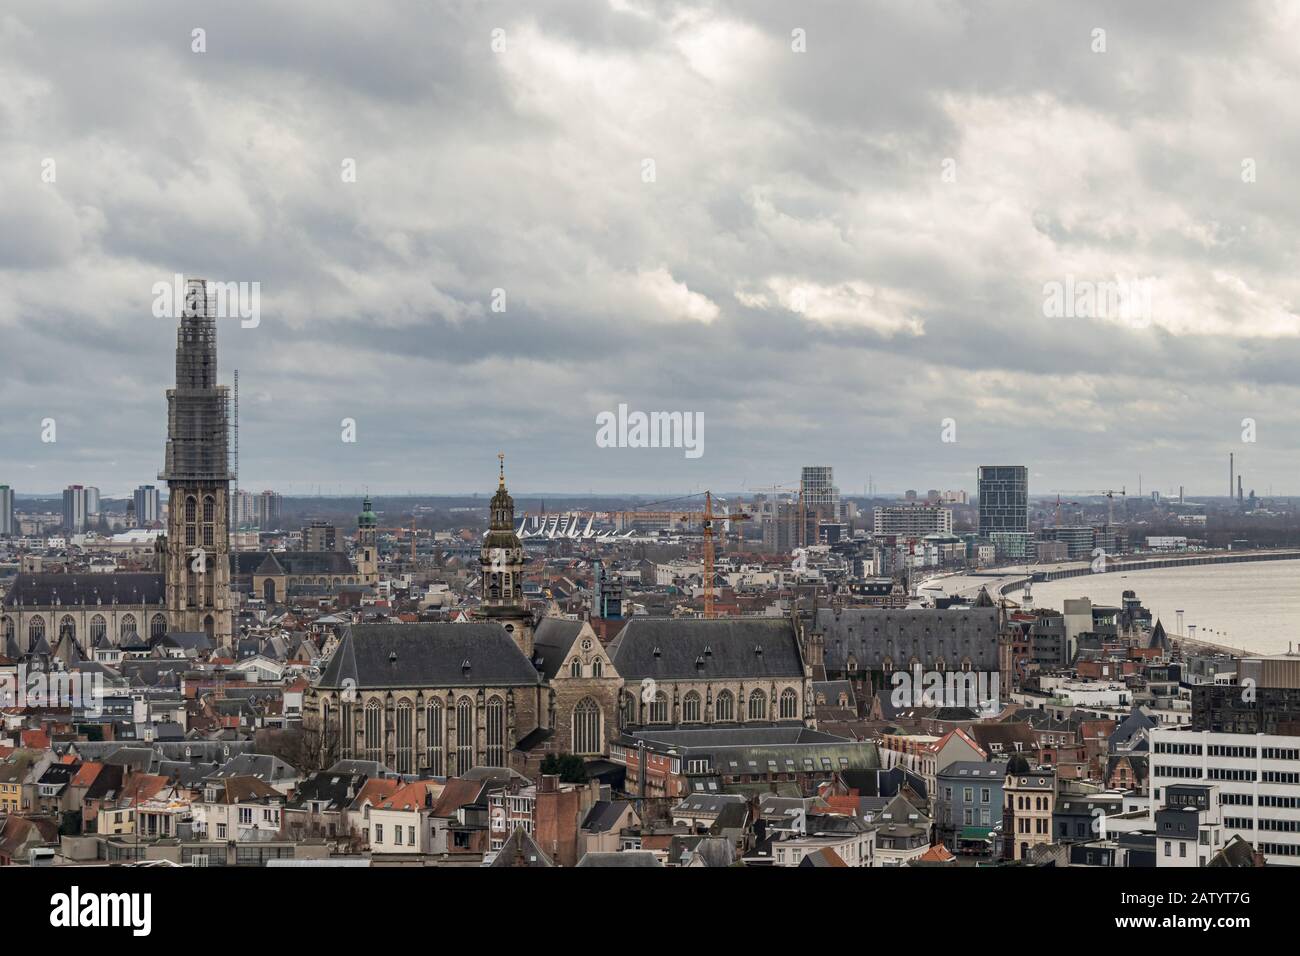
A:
[0,485,13,537]
[978,465,1028,536]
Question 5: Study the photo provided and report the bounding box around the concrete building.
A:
[0,485,13,537]
[133,485,161,527]
[1154,783,1224,867]
[801,465,839,521]
[1150,728,1300,864]
[302,521,341,552]
[62,484,90,532]
[254,490,282,531]
[873,504,952,536]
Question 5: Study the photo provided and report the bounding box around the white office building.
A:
[873,504,952,536]
[1150,728,1300,865]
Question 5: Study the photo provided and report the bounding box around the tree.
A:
[540,752,586,783]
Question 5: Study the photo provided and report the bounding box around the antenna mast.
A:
[232,368,240,529]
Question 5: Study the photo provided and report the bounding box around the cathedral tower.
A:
[160,278,233,645]
[480,454,532,657]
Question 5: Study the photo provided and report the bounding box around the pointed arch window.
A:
[364,700,382,763]
[485,696,505,767]
[748,689,767,721]
[780,688,798,719]
[395,700,414,774]
[573,698,601,755]
[648,691,668,724]
[426,700,444,775]
[456,697,475,774]
[682,691,702,723]
[715,690,735,722]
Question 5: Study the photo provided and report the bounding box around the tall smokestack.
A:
[1230,453,1234,500]
[1239,475,1244,503]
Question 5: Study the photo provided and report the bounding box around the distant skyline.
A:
[5,2,1300,495]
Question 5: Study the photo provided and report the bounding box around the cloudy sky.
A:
[3,0,1299,498]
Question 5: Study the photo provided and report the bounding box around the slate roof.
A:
[674,793,746,815]
[231,552,355,576]
[489,827,554,867]
[318,623,541,690]
[1,572,166,608]
[531,618,585,680]
[207,752,297,783]
[287,770,372,811]
[815,607,1000,672]
[576,850,663,867]
[673,835,735,867]
[610,618,805,681]
[582,799,635,833]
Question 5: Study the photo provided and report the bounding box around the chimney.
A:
[540,774,558,794]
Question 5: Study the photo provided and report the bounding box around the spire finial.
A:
[498,452,505,487]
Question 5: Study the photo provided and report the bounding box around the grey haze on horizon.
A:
[3,1,1299,499]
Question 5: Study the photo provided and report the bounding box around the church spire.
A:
[480,454,531,655]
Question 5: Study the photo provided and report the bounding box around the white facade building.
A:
[1150,729,1300,865]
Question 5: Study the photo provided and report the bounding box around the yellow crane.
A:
[606,492,751,618]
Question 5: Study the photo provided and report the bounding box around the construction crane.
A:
[605,492,751,618]
[375,520,421,563]
[1052,488,1127,525]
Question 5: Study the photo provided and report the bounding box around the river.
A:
[1026,559,1300,656]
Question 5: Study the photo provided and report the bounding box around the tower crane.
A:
[1051,488,1127,525]
[374,520,421,563]
[604,492,751,618]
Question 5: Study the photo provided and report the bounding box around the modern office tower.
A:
[303,520,341,552]
[160,277,233,644]
[255,490,283,530]
[978,465,1029,560]
[978,465,1028,535]
[133,484,161,526]
[63,484,88,532]
[83,486,100,523]
[0,485,13,536]
[873,504,953,536]
[801,465,839,520]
